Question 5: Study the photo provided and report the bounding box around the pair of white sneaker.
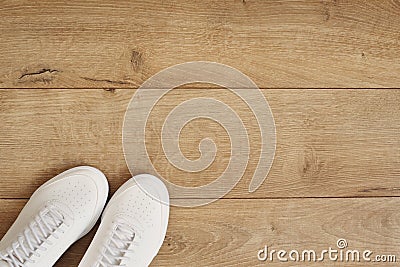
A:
[0,166,170,267]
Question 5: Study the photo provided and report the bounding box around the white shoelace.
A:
[98,222,136,267]
[0,205,67,267]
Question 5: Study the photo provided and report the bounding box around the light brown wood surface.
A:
[0,0,399,266]
[0,89,399,199]
[1,198,399,266]
[0,88,399,265]
[1,0,400,88]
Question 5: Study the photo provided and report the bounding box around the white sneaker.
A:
[78,174,170,267]
[0,166,109,267]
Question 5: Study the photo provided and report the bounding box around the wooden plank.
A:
[1,198,399,266]
[1,0,400,88]
[0,89,399,199]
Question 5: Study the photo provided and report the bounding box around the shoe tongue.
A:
[106,222,135,266]
[5,208,63,264]
[27,208,62,245]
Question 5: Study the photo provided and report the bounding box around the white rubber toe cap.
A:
[35,166,109,237]
[133,174,170,206]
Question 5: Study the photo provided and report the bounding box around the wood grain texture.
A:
[0,89,399,199]
[1,198,399,266]
[1,0,400,88]
[1,0,399,265]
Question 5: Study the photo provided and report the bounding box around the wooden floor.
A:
[1,1,399,266]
